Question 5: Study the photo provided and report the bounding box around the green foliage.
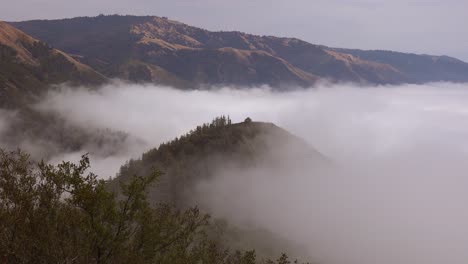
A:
[116,116,267,205]
[0,149,307,264]
[114,118,317,260]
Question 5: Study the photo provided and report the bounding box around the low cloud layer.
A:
[33,82,468,166]
[2,81,468,263]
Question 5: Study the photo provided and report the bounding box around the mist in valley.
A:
[2,81,468,263]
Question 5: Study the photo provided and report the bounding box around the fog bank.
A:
[33,82,468,168]
[2,81,468,263]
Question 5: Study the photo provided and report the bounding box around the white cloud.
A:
[3,81,468,263]
[27,81,468,173]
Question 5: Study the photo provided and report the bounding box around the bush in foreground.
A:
[0,149,307,264]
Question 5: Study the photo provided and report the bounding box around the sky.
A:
[2,0,468,61]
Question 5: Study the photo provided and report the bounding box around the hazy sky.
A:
[2,0,468,61]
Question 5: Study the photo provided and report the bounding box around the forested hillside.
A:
[0,117,324,263]
[111,117,327,259]
[0,149,308,264]
[115,116,326,206]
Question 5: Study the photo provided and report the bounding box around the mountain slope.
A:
[10,16,318,87]
[333,48,468,83]
[5,15,420,87]
[0,21,106,108]
[115,117,326,207]
[128,17,404,84]
[112,117,326,258]
[10,15,468,87]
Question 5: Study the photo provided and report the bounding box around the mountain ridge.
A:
[10,14,468,87]
[333,47,468,83]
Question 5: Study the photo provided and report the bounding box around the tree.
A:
[0,149,213,263]
[0,149,309,264]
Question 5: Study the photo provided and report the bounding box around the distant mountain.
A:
[333,48,468,83]
[0,21,105,108]
[11,15,468,88]
[10,16,318,87]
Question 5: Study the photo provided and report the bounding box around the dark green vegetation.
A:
[0,148,310,263]
[0,21,105,109]
[0,116,321,263]
[113,117,326,258]
[10,15,468,88]
[0,116,325,263]
[116,117,325,206]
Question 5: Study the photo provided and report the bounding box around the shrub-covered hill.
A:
[113,117,327,259]
[115,116,326,206]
